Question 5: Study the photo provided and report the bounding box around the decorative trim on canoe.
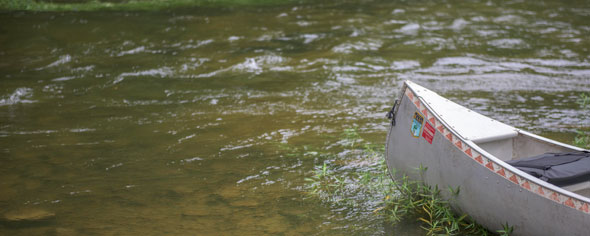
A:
[404,87,590,214]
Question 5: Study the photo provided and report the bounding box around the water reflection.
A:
[1,0,590,234]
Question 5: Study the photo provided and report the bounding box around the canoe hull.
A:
[386,84,590,236]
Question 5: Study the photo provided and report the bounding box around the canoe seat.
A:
[507,151,590,187]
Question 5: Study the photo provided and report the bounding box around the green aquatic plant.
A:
[303,130,501,235]
[304,162,347,201]
[497,222,514,236]
[577,93,590,109]
[574,131,590,149]
[343,127,362,148]
[447,185,460,197]
[378,174,490,236]
[574,93,590,149]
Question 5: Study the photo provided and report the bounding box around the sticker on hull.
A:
[410,111,423,138]
[422,121,435,144]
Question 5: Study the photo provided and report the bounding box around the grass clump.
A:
[304,128,504,235]
[577,93,590,109]
[378,174,492,235]
[574,93,590,149]
[574,131,590,149]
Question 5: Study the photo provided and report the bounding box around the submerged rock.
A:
[230,199,259,207]
[2,208,55,221]
[55,227,77,235]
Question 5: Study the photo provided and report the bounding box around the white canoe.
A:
[385,80,590,236]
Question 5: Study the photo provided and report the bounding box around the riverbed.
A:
[1,0,590,234]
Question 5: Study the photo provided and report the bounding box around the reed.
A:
[377,174,496,235]
[577,93,590,109]
[574,93,590,149]
[303,128,512,235]
[574,131,590,149]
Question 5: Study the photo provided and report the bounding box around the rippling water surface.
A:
[1,0,590,234]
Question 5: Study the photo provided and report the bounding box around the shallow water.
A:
[1,0,590,234]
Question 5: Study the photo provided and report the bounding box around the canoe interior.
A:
[476,132,574,162]
[474,124,590,197]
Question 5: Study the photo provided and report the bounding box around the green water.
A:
[1,0,590,234]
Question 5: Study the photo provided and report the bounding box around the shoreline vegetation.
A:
[0,0,301,11]
[304,128,503,235]
[575,93,590,149]
[305,92,589,235]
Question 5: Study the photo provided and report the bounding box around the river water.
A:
[1,0,590,235]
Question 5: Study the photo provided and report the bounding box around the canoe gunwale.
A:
[398,80,590,212]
